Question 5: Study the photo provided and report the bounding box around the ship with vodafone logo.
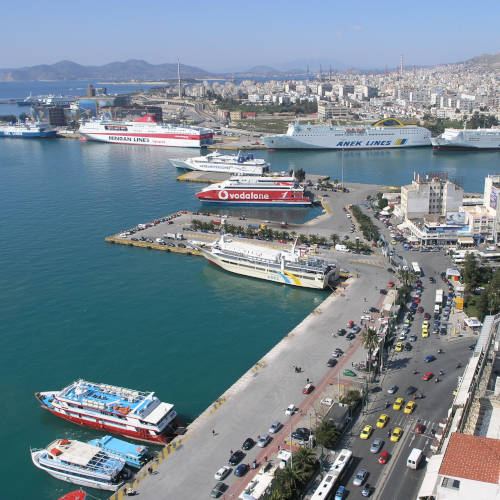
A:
[79,115,214,148]
[195,175,311,206]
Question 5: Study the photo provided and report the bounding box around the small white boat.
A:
[31,438,130,491]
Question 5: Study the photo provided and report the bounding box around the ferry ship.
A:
[0,121,56,138]
[79,115,213,148]
[431,127,500,150]
[31,438,129,491]
[88,435,149,469]
[35,379,180,444]
[196,176,311,206]
[198,235,339,289]
[170,150,270,175]
[263,118,431,149]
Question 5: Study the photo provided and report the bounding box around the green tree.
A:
[315,420,341,449]
[293,447,318,483]
[341,389,361,408]
[330,233,340,246]
[272,466,301,499]
[463,253,480,291]
[295,168,306,182]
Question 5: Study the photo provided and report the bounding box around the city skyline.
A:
[3,0,500,71]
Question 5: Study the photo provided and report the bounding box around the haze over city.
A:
[3,0,500,70]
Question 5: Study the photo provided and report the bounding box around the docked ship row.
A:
[2,115,500,149]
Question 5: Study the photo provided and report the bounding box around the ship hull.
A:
[196,188,311,206]
[0,130,56,138]
[79,131,205,148]
[200,247,329,289]
[170,158,265,175]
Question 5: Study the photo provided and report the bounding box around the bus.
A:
[310,449,353,500]
[411,262,421,276]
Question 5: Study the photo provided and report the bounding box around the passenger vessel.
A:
[35,379,180,444]
[0,121,56,138]
[196,176,311,205]
[31,438,129,491]
[79,115,213,147]
[431,127,500,150]
[263,118,431,149]
[198,235,339,289]
[170,150,270,175]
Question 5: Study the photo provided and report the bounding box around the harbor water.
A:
[1,82,499,499]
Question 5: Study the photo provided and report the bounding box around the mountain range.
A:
[0,52,498,82]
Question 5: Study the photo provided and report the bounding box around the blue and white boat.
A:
[88,435,149,469]
[0,122,56,138]
[31,438,130,491]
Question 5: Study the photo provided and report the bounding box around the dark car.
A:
[387,268,395,273]
[338,328,347,336]
[440,327,447,335]
[210,482,226,498]
[291,427,310,442]
[229,450,244,466]
[242,438,254,450]
[424,355,436,363]
[380,289,387,295]
[346,333,355,340]
[405,343,412,351]
[327,358,338,367]
[429,277,436,283]
[369,307,379,313]
[234,464,249,477]
[406,385,417,395]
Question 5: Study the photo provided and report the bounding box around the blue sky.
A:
[3,0,499,71]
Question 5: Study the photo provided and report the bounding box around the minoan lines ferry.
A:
[263,118,431,149]
[79,115,213,147]
[196,176,311,206]
[35,379,181,444]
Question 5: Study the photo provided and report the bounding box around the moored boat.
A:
[88,435,149,468]
[31,438,129,491]
[431,127,500,150]
[0,121,56,138]
[35,379,181,444]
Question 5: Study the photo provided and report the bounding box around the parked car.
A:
[268,422,282,434]
[302,383,315,394]
[210,482,226,498]
[327,358,337,367]
[424,355,436,363]
[234,464,249,477]
[229,450,244,466]
[257,434,271,448]
[214,466,231,481]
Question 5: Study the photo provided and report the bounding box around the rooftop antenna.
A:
[413,64,416,76]
[329,65,332,80]
[400,54,404,76]
[177,57,182,98]
[385,64,388,77]
[319,64,323,81]
[306,64,309,79]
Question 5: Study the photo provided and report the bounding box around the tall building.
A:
[483,175,500,243]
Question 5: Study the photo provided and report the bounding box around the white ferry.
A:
[0,121,56,138]
[35,379,181,444]
[263,118,431,149]
[79,115,213,148]
[198,235,339,289]
[431,127,500,150]
[170,150,270,175]
[31,438,129,491]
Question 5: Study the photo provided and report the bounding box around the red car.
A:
[417,307,424,313]
[303,383,314,394]
[424,313,431,320]
[347,320,354,328]
[416,281,422,287]
[414,297,421,303]
[277,240,288,244]
[388,281,395,288]
[423,372,434,381]
[378,451,389,464]
[414,423,426,434]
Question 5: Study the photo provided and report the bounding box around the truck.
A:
[407,448,423,469]
[164,233,176,240]
[435,289,444,305]
[175,233,184,240]
[247,224,260,230]
[335,244,349,252]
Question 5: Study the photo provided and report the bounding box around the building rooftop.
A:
[439,433,500,484]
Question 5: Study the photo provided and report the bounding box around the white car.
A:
[398,333,406,340]
[361,315,371,321]
[321,397,334,406]
[285,404,298,416]
[214,465,231,480]
[257,434,271,447]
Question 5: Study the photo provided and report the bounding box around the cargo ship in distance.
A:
[263,118,431,149]
[79,115,213,147]
[198,234,339,289]
[35,379,181,444]
[0,121,56,138]
[171,150,270,175]
[431,127,500,150]
[196,176,311,205]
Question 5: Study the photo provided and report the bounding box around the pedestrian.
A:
[148,466,153,474]
[278,445,281,451]
[351,362,354,367]
[306,378,310,383]
[257,435,261,441]
[230,449,233,455]
[264,455,267,462]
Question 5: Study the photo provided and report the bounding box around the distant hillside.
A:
[463,52,500,69]
[0,59,213,82]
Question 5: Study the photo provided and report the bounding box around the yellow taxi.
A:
[395,342,403,352]
[404,401,416,414]
[360,425,373,440]
[376,414,389,428]
[390,427,403,442]
[422,328,429,338]
[422,320,429,328]
[393,397,404,411]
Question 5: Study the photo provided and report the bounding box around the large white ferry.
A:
[31,438,129,491]
[263,118,431,149]
[431,128,500,150]
[35,379,180,444]
[196,176,311,206]
[79,115,213,147]
[199,235,339,289]
[170,150,270,175]
[0,121,56,138]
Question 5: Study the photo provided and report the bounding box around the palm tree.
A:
[330,233,340,246]
[273,466,301,499]
[361,327,379,377]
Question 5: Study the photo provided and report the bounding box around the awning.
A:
[458,236,474,244]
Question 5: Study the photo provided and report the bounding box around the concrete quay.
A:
[112,260,389,500]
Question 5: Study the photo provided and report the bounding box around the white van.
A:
[335,244,349,253]
[407,448,423,469]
